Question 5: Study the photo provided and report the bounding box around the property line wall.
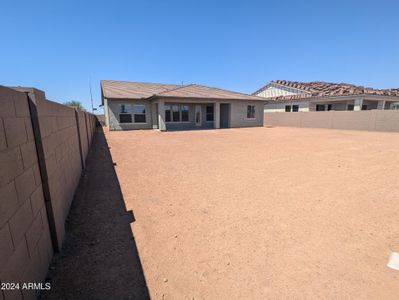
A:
[0,86,96,299]
[264,110,399,132]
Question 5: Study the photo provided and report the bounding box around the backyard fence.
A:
[264,110,399,132]
[0,86,96,299]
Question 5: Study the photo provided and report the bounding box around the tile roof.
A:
[101,80,181,99]
[254,80,399,101]
[101,80,265,101]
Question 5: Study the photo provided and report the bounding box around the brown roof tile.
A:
[102,80,265,101]
[101,80,181,99]
[254,80,399,101]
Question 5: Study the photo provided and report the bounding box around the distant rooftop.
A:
[253,80,399,101]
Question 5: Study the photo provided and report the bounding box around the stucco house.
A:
[101,80,266,131]
[254,80,399,112]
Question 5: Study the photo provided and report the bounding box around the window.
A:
[119,104,132,123]
[165,105,171,122]
[246,105,255,119]
[181,105,189,122]
[172,105,180,122]
[292,105,299,112]
[132,105,146,123]
[206,105,214,121]
[285,105,291,112]
[327,104,332,111]
[316,104,325,111]
[165,105,190,122]
[347,104,354,111]
[361,105,368,111]
[119,114,132,123]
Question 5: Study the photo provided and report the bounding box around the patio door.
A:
[195,105,202,126]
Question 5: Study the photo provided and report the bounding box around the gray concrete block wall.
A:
[264,111,399,132]
[0,86,97,300]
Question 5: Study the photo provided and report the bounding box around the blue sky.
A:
[1,0,398,112]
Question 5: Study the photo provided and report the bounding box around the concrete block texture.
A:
[0,182,19,227]
[9,199,33,247]
[3,118,28,148]
[264,110,399,132]
[30,185,45,218]
[0,223,14,267]
[0,86,97,299]
[0,87,17,117]
[25,213,44,257]
[15,169,37,205]
[0,120,6,151]
[0,147,23,187]
[20,141,38,170]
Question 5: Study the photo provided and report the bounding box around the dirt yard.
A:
[106,127,399,299]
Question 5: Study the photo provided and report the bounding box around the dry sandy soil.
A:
[104,127,399,299]
[42,127,399,299]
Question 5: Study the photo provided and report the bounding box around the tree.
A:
[63,100,86,111]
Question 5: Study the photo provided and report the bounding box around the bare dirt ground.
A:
[106,127,399,299]
[40,128,149,300]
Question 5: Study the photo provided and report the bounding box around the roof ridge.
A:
[272,80,318,92]
[155,83,194,96]
[101,79,176,84]
[192,83,265,100]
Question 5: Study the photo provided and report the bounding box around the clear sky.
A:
[1,0,398,112]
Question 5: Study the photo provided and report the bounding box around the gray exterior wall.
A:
[106,98,265,131]
[164,103,214,131]
[266,97,392,113]
[229,101,264,128]
[107,99,153,130]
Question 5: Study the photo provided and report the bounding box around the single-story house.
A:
[253,80,399,112]
[101,80,266,131]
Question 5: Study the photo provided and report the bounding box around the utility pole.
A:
[89,78,94,113]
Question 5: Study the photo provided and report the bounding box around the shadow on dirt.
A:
[40,127,150,300]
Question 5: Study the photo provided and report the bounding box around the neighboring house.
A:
[253,80,399,112]
[101,80,266,131]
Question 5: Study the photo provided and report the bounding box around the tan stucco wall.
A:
[264,110,399,132]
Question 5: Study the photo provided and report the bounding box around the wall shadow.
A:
[39,126,150,300]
